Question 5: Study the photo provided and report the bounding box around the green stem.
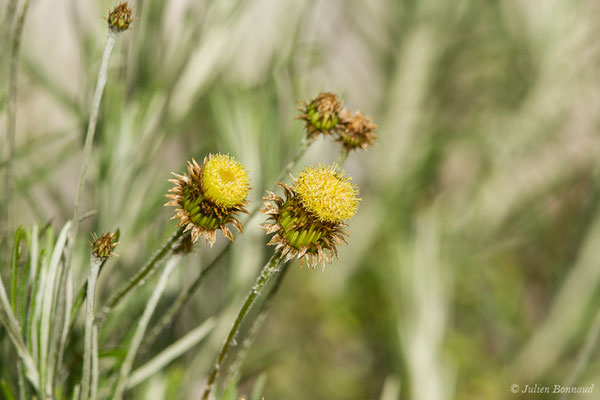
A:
[224,148,351,383]
[224,262,291,385]
[80,256,102,400]
[201,253,283,400]
[336,148,350,165]
[96,227,185,325]
[113,254,182,400]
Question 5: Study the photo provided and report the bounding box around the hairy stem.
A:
[67,30,117,272]
[201,253,283,400]
[113,254,183,400]
[80,256,102,400]
[224,261,291,385]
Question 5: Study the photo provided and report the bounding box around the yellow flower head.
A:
[261,165,360,269]
[201,154,250,208]
[295,165,359,223]
[165,155,249,246]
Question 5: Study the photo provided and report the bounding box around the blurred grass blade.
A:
[127,318,216,389]
[0,379,16,400]
[10,226,23,314]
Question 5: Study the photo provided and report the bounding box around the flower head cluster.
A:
[165,154,250,246]
[298,92,378,151]
[90,232,119,260]
[262,165,360,268]
[108,2,134,32]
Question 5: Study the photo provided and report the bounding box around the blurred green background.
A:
[3,0,600,399]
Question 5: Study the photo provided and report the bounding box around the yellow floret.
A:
[295,165,359,222]
[201,154,250,207]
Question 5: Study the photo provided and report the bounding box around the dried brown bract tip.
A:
[298,92,343,138]
[173,232,195,255]
[336,109,378,151]
[90,232,119,260]
[108,2,134,32]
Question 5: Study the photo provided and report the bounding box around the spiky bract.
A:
[165,156,249,246]
[90,232,119,259]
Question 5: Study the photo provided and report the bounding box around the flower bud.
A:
[108,2,134,32]
[298,92,343,138]
[90,232,119,260]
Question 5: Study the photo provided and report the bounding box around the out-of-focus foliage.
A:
[2,0,600,399]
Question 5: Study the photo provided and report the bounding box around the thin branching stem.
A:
[80,256,103,400]
[113,254,183,400]
[201,253,283,400]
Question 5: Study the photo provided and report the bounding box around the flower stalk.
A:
[80,255,102,400]
[201,253,283,400]
[69,30,118,264]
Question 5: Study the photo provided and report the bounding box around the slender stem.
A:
[91,325,99,400]
[80,256,102,400]
[67,30,117,275]
[96,227,185,325]
[224,262,291,385]
[201,253,283,400]
[3,0,30,257]
[336,148,350,165]
[113,254,182,400]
